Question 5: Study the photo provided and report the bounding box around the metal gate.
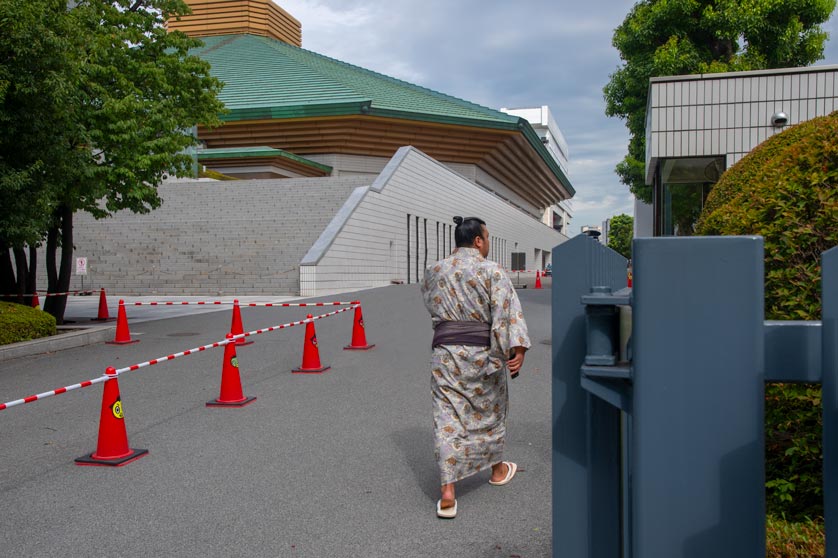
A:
[552,235,838,557]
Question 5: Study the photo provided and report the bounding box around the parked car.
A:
[544,263,552,276]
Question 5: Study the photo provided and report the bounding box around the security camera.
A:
[771,112,788,127]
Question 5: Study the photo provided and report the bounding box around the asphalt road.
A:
[0,280,554,558]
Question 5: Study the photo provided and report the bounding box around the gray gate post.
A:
[632,237,765,557]
[552,235,628,558]
[824,247,838,557]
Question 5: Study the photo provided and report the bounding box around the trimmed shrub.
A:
[696,111,838,521]
[0,301,57,345]
[696,111,838,320]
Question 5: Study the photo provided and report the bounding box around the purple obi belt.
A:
[432,320,491,348]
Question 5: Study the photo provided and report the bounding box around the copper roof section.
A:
[169,0,301,47]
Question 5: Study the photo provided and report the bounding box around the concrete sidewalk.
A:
[0,283,553,557]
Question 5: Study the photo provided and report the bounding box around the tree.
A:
[696,111,838,520]
[607,214,633,259]
[0,0,225,322]
[603,0,836,203]
[0,0,80,302]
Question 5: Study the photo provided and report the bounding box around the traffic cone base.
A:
[292,365,331,374]
[206,395,257,407]
[344,343,375,351]
[106,338,139,345]
[75,448,148,467]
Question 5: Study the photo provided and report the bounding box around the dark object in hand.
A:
[510,370,519,379]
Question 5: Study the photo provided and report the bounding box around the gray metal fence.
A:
[552,235,838,558]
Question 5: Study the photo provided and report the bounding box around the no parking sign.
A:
[75,257,88,276]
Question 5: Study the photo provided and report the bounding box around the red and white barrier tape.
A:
[0,375,113,411]
[241,301,354,308]
[112,305,355,376]
[129,301,226,306]
[127,300,354,307]
[1,290,94,298]
[0,305,357,411]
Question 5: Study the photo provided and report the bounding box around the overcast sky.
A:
[277,0,838,235]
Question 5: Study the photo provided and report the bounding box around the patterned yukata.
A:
[421,247,531,485]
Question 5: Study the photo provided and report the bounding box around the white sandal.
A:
[436,498,457,518]
[488,461,518,486]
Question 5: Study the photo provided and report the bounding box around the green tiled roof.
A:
[197,146,332,173]
[193,34,519,126]
[191,34,573,195]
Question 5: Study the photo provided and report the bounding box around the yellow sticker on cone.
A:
[111,398,124,419]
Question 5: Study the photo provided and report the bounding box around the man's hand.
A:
[508,346,527,374]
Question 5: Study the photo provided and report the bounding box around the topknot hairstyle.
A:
[453,216,486,247]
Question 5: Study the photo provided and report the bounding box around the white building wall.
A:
[304,153,391,176]
[646,65,838,183]
[299,147,567,296]
[303,154,542,217]
[501,105,570,174]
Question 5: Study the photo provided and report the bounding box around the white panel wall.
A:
[304,153,391,176]
[646,66,838,182]
[300,147,567,296]
[304,154,542,218]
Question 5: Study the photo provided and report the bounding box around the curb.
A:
[0,326,115,363]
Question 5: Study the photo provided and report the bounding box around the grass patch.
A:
[767,515,824,557]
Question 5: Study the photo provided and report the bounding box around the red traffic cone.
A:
[535,270,542,289]
[107,300,139,345]
[207,334,256,407]
[75,367,148,466]
[344,302,374,350]
[230,299,253,346]
[292,315,331,374]
[92,288,114,321]
[31,292,40,310]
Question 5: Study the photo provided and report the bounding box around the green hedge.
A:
[696,111,838,521]
[0,301,57,345]
[696,111,838,320]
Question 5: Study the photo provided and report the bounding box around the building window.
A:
[552,212,563,232]
[657,156,725,236]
